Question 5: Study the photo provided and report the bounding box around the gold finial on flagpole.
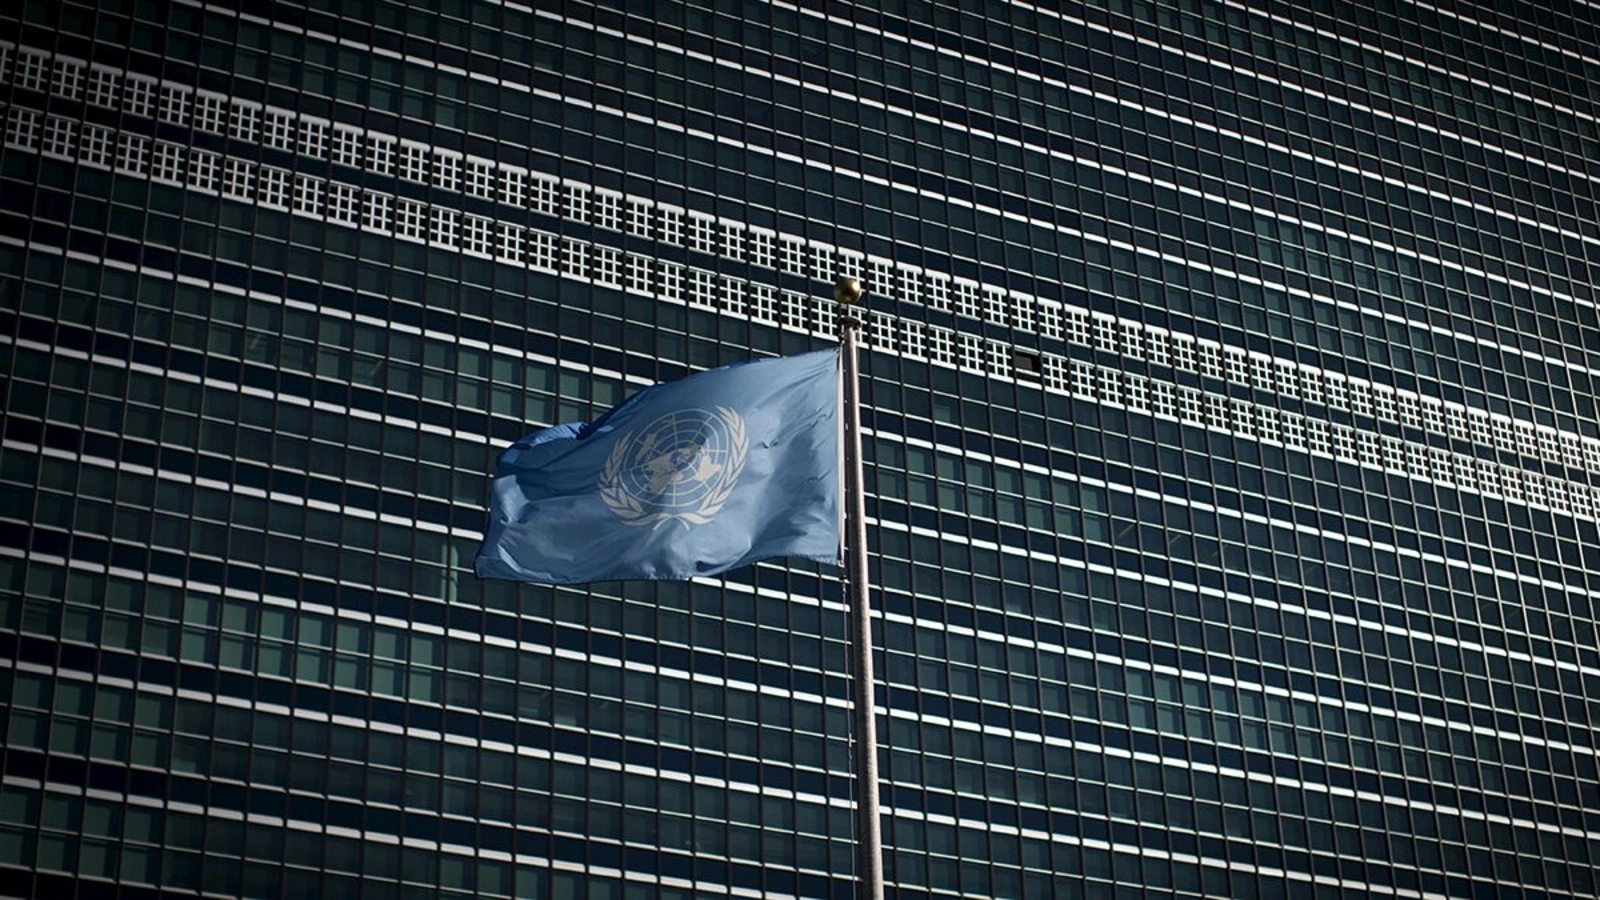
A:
[834,276,864,306]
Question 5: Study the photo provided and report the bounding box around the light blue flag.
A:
[475,349,840,584]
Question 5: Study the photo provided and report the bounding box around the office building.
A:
[2,0,1599,897]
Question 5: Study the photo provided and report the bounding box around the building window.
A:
[362,192,393,232]
[159,84,191,125]
[434,152,460,192]
[15,49,49,91]
[368,135,395,175]
[926,274,952,313]
[659,206,683,244]
[810,243,835,281]
[659,261,684,304]
[54,57,84,101]
[115,133,150,175]
[1038,301,1063,341]
[81,124,114,168]
[1147,380,1174,418]
[500,167,526,206]
[626,198,652,238]
[331,127,362,166]
[750,283,776,323]
[151,141,185,183]
[229,103,260,142]
[87,66,119,107]
[496,222,525,263]
[428,206,459,247]
[955,280,982,320]
[723,222,745,261]
[465,159,495,199]
[40,117,76,159]
[749,228,774,269]
[625,254,651,294]
[593,190,622,231]
[1224,348,1249,386]
[1170,332,1195,369]
[263,108,296,151]
[567,184,590,222]
[530,176,559,216]
[929,328,955,367]
[399,143,430,183]
[982,286,1008,324]
[299,118,329,158]
[688,269,718,311]
[779,236,805,275]
[124,75,157,118]
[560,238,588,277]
[528,232,558,271]
[328,183,360,224]
[594,247,622,287]
[292,175,325,217]
[222,158,256,198]
[194,93,228,134]
[259,167,292,208]
[902,319,925,359]
[463,215,494,256]
[687,214,717,255]
[395,198,428,240]
[782,290,808,331]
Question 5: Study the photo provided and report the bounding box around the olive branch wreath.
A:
[598,407,748,528]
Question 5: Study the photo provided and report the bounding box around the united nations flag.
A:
[475,350,840,584]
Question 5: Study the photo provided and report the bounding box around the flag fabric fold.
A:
[475,349,840,584]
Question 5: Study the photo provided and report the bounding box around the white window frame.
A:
[501,167,527,207]
[593,190,623,231]
[151,141,185,183]
[159,84,191,126]
[188,150,221,193]
[429,206,460,248]
[626,198,653,238]
[229,102,261,142]
[331,127,362,167]
[362,192,393,232]
[195,92,229,135]
[434,151,461,192]
[328,183,361,224]
[625,254,652,294]
[292,175,325,217]
[263,108,296,151]
[15,49,49,91]
[496,222,526,263]
[87,65,120,108]
[222,158,256,198]
[530,176,560,216]
[398,142,430,183]
[258,167,292,209]
[367,134,395,176]
[54,57,84,101]
[462,215,494,256]
[115,133,150,175]
[465,158,496,199]
[394,198,429,241]
[124,75,157,118]
[528,232,559,271]
[41,116,77,159]
[299,117,329,158]
[81,124,115,168]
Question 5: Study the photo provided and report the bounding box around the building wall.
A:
[1,0,1598,898]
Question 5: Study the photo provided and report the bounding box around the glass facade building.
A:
[2,0,1599,897]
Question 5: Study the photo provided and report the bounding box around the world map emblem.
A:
[599,407,749,527]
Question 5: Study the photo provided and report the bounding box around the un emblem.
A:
[599,407,748,527]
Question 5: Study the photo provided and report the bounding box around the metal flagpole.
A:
[835,277,885,900]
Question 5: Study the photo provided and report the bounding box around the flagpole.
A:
[836,277,885,900]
